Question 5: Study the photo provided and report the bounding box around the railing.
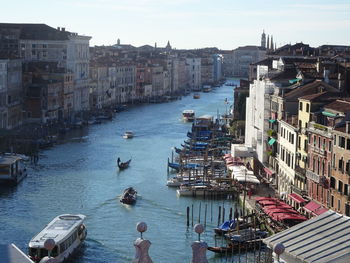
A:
[306,170,321,183]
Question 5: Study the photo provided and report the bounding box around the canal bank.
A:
[0,81,252,263]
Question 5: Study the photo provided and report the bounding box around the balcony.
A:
[306,170,321,183]
[291,185,307,196]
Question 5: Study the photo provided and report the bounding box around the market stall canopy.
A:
[264,211,350,263]
[288,193,307,204]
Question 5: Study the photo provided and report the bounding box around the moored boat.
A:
[28,214,87,263]
[123,131,134,139]
[120,187,137,205]
[117,157,131,170]
[0,154,28,185]
[182,110,195,122]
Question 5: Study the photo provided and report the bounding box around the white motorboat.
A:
[28,214,87,263]
[182,110,195,122]
[176,184,210,196]
[123,131,134,139]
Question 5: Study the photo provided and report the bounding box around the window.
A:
[306,103,310,112]
[329,141,332,151]
[344,184,349,196]
[298,136,301,149]
[339,158,344,172]
[299,102,303,111]
[347,138,350,150]
[330,177,336,188]
[299,120,302,129]
[334,135,337,146]
[339,136,346,148]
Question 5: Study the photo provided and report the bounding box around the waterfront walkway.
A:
[240,182,276,214]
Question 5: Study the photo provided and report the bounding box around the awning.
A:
[303,201,321,213]
[288,193,307,204]
[269,119,276,123]
[313,207,328,216]
[263,167,274,176]
[322,111,337,117]
[268,138,276,145]
[289,78,301,84]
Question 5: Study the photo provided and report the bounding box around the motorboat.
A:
[120,187,137,205]
[202,85,212,92]
[193,93,200,99]
[182,110,195,122]
[0,154,28,185]
[123,131,134,139]
[28,214,87,263]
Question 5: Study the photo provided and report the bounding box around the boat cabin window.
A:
[60,230,78,252]
[29,247,48,258]
[0,165,10,175]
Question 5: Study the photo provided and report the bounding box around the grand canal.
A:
[0,81,244,262]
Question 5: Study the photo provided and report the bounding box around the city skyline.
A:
[2,0,350,49]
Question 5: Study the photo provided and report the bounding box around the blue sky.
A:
[2,0,350,49]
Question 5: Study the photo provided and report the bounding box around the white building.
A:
[186,58,201,91]
[245,65,275,164]
[277,119,298,195]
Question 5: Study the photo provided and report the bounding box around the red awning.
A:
[313,207,328,216]
[303,201,321,213]
[255,197,277,202]
[288,193,307,204]
[263,167,274,176]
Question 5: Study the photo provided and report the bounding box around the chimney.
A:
[62,27,65,32]
[57,27,60,31]
[291,115,298,126]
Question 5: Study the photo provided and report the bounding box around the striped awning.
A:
[322,111,337,117]
[268,138,276,145]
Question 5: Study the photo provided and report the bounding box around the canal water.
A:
[0,80,255,263]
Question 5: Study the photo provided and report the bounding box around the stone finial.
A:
[136,222,147,239]
[44,239,56,251]
[273,243,285,255]
[273,242,285,262]
[194,224,204,241]
[133,222,153,263]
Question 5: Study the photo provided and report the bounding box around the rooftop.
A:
[264,211,350,263]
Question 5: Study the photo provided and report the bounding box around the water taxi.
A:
[182,110,195,122]
[202,85,212,92]
[123,131,134,139]
[28,214,87,263]
[0,154,27,185]
[193,93,200,99]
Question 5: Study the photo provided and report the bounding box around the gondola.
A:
[208,239,265,254]
[117,157,131,170]
[120,187,137,205]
